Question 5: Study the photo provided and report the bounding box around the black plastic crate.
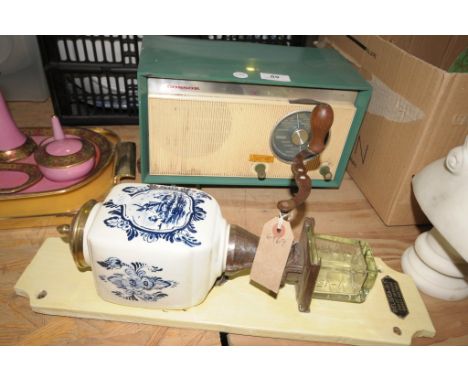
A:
[39,35,308,125]
[38,35,141,125]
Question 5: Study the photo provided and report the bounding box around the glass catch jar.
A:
[310,233,378,303]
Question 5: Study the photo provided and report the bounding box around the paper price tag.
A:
[260,72,291,82]
[250,217,294,294]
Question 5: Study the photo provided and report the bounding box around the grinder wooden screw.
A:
[277,103,334,214]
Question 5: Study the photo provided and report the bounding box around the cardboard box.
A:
[324,36,468,226]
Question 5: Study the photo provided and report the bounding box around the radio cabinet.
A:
[138,36,371,187]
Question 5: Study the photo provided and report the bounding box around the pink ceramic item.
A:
[0,90,37,162]
[34,116,96,182]
[0,163,42,193]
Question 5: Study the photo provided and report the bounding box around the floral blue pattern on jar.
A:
[98,256,177,302]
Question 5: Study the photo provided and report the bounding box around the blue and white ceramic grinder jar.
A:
[58,183,258,309]
[58,183,318,311]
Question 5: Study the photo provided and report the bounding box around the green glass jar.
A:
[309,230,378,303]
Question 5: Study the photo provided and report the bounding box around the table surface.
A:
[1,120,467,346]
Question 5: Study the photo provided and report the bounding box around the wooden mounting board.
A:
[14,238,435,345]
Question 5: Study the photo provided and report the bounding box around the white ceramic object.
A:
[77,183,229,309]
[402,137,468,300]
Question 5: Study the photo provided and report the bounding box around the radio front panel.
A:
[147,79,357,183]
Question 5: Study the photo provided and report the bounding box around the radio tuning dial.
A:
[270,108,332,164]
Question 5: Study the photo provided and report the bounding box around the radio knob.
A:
[254,163,267,180]
[319,165,333,181]
[290,129,309,146]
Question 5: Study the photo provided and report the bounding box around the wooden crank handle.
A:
[275,103,334,214]
[309,103,334,154]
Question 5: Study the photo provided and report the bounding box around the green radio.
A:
[138,36,371,187]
